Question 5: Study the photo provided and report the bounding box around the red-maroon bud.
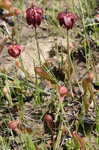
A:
[44,114,53,123]
[26,5,43,28]
[8,120,19,131]
[87,72,94,82]
[95,14,99,23]
[57,11,77,30]
[72,131,86,149]
[8,44,22,58]
[14,8,21,16]
[59,86,68,97]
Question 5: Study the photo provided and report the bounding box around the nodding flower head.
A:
[57,11,77,30]
[26,5,43,28]
[8,44,22,58]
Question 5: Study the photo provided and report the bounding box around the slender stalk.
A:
[33,58,38,84]
[66,30,74,97]
[19,0,25,11]
[34,28,46,66]
[34,28,41,66]
[66,30,81,90]
[19,56,29,79]
[53,122,63,150]
[66,29,73,78]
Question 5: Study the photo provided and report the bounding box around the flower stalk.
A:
[34,28,41,66]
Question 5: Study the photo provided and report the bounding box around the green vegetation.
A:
[0,0,98,149]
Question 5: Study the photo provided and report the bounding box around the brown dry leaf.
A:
[8,120,33,134]
[19,126,32,134]
[0,36,9,54]
[34,67,56,83]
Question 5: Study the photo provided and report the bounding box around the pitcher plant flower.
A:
[57,11,77,30]
[26,5,43,28]
[8,44,23,58]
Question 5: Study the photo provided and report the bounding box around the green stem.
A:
[19,56,29,79]
[66,30,73,77]
[78,0,92,70]
[34,28,41,66]
[53,122,63,150]
[66,30,74,97]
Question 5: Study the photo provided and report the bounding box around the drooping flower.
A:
[57,11,77,30]
[43,113,54,132]
[26,5,43,28]
[8,44,22,58]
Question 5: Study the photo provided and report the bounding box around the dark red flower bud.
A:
[8,44,22,58]
[95,14,99,23]
[26,5,43,28]
[8,120,19,131]
[43,114,53,123]
[87,72,94,82]
[57,11,77,30]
